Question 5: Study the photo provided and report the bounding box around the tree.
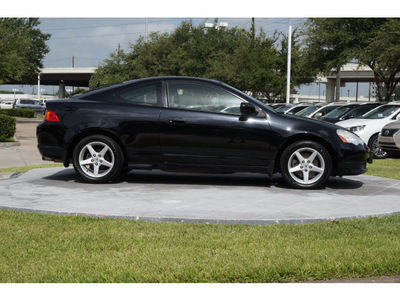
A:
[359,19,400,102]
[302,18,400,102]
[0,18,50,84]
[90,19,316,101]
[89,50,130,88]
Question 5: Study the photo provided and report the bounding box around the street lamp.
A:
[12,88,19,100]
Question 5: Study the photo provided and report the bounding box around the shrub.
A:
[0,114,16,141]
[0,108,35,118]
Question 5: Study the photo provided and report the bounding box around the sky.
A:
[1,0,399,98]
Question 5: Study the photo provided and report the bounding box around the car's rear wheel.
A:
[369,134,388,159]
[72,135,124,183]
[280,141,332,189]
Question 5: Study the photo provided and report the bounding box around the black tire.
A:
[280,140,332,189]
[72,135,124,183]
[368,134,388,159]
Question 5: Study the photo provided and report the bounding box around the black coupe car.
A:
[37,77,372,189]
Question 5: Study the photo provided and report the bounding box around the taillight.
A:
[45,110,60,122]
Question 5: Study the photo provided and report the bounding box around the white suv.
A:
[337,103,400,159]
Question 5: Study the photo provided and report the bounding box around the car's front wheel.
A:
[369,134,388,159]
[280,141,332,189]
[72,135,124,183]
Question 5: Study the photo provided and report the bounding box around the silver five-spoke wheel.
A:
[280,141,332,189]
[73,135,124,183]
[287,147,325,185]
[79,141,115,178]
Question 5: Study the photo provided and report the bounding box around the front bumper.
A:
[336,144,372,177]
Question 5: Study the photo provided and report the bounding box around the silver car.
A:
[13,98,46,114]
[378,121,400,157]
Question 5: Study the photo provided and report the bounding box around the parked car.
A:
[267,103,287,110]
[378,121,400,157]
[276,103,312,115]
[0,100,14,109]
[37,77,371,189]
[285,103,313,115]
[308,103,346,119]
[337,103,400,159]
[14,98,46,114]
[321,102,384,124]
[295,103,325,118]
[275,103,296,113]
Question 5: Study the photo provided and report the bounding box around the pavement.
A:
[0,118,45,168]
[1,118,400,282]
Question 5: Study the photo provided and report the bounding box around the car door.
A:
[158,80,273,171]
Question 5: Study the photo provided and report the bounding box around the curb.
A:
[0,172,22,180]
[0,134,20,148]
[0,141,20,147]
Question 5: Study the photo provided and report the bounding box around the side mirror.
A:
[314,112,322,119]
[240,102,257,116]
[396,114,400,121]
[346,114,354,119]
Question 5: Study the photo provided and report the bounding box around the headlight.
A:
[337,129,364,146]
[348,125,366,132]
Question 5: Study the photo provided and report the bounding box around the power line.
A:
[41,18,174,31]
[51,31,145,40]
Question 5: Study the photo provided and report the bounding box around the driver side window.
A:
[166,81,244,115]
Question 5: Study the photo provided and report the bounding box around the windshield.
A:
[276,105,293,113]
[296,105,321,116]
[322,105,358,119]
[287,106,309,115]
[361,105,400,119]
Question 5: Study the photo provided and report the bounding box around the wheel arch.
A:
[367,132,380,147]
[273,134,338,175]
[63,129,127,167]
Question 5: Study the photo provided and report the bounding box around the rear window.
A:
[80,82,161,106]
[20,99,39,105]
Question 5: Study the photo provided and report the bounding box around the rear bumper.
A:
[37,144,64,162]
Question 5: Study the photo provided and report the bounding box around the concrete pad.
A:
[1,167,399,225]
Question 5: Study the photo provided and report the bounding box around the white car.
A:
[337,103,400,159]
[0,100,14,109]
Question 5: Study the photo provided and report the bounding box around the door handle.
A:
[169,118,185,125]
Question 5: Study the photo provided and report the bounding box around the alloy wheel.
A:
[78,141,115,178]
[287,147,325,185]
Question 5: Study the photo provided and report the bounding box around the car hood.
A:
[336,118,390,128]
[382,121,400,130]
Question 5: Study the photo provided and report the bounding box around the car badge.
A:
[384,130,390,136]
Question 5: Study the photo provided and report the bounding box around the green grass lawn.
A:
[365,158,400,180]
[0,159,399,283]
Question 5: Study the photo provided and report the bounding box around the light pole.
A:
[40,89,45,102]
[12,88,19,100]
[286,19,292,104]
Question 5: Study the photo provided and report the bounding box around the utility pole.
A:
[145,18,148,43]
[335,67,341,102]
[286,18,292,104]
[37,73,41,101]
[72,56,75,94]
[251,18,255,41]
[251,18,257,99]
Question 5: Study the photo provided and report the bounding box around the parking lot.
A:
[1,118,400,225]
